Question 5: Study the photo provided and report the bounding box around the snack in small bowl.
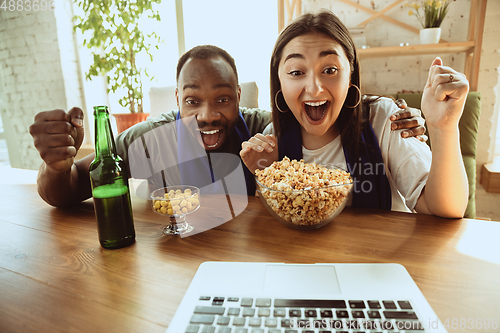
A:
[255,157,353,229]
[151,186,200,217]
[150,185,200,235]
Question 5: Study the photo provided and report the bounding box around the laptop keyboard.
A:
[185,297,426,332]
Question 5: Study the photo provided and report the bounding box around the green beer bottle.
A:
[89,106,135,249]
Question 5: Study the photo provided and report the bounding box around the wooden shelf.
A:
[357,41,476,59]
[278,0,486,91]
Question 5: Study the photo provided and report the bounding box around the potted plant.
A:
[407,0,451,44]
[73,0,162,132]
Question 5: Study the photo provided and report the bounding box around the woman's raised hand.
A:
[240,134,278,174]
[421,57,469,133]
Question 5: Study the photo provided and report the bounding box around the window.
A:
[182,0,278,110]
[74,0,278,138]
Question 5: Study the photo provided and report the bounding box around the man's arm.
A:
[35,154,93,206]
[29,107,93,207]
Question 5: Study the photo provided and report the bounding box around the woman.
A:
[240,10,469,218]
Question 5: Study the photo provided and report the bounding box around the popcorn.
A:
[255,157,353,226]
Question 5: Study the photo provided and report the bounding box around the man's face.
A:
[176,57,241,151]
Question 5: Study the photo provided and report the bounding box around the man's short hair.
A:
[176,45,239,84]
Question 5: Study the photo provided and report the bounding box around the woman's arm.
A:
[414,57,469,218]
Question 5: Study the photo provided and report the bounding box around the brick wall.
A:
[302,0,500,168]
[0,0,83,170]
[302,0,469,93]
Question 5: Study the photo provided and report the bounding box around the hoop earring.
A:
[345,84,361,108]
[274,90,289,113]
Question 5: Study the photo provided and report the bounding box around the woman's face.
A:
[278,33,351,139]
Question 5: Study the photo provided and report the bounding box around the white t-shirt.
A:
[263,97,432,212]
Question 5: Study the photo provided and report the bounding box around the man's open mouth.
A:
[304,100,329,122]
[199,129,222,149]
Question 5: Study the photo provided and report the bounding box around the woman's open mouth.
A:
[199,129,223,149]
[304,100,329,123]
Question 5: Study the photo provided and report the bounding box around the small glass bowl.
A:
[150,185,200,235]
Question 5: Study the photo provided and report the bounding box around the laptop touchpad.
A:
[264,264,341,295]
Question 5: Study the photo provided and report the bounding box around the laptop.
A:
[166,262,447,333]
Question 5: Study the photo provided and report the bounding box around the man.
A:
[29,45,426,207]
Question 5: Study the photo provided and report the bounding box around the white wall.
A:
[0,0,84,170]
[182,0,278,111]
[477,0,500,167]
[303,0,469,93]
[302,0,500,168]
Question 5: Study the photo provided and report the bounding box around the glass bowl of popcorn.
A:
[150,185,200,235]
[255,157,353,229]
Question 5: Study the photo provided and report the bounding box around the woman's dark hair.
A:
[270,10,368,168]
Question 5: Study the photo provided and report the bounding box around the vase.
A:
[113,113,149,133]
[419,28,441,44]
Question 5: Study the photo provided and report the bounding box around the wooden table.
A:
[1,183,499,333]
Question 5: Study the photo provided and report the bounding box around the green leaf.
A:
[73,0,160,113]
